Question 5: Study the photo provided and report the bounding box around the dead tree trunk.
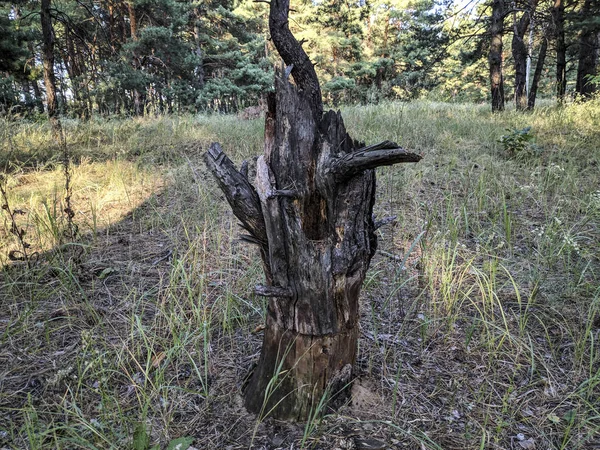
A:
[204,0,421,421]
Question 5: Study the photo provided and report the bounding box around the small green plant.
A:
[499,127,542,160]
[132,422,194,450]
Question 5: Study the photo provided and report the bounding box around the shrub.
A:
[498,126,542,160]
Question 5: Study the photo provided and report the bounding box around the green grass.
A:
[1,98,599,449]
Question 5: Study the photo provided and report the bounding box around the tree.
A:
[489,0,506,111]
[193,0,273,112]
[528,34,549,109]
[40,0,59,127]
[575,0,600,97]
[552,0,567,101]
[512,0,539,110]
[204,0,421,420]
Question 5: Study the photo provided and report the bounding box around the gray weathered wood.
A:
[204,0,421,422]
[202,142,267,247]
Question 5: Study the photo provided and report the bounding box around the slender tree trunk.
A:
[193,9,205,89]
[40,0,59,129]
[26,42,45,114]
[127,0,143,116]
[204,0,421,421]
[31,81,44,114]
[127,1,137,39]
[489,0,506,112]
[552,0,567,102]
[63,32,89,119]
[528,36,548,109]
[108,1,115,50]
[512,13,531,110]
[576,0,600,97]
[526,14,535,97]
[21,81,33,112]
[513,1,538,110]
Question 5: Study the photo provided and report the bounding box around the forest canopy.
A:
[0,0,599,117]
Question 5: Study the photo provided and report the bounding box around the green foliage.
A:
[293,0,451,104]
[0,0,596,114]
[133,422,194,450]
[499,126,543,160]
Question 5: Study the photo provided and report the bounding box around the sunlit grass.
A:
[1,99,599,449]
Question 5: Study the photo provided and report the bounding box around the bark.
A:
[526,14,534,98]
[576,0,600,97]
[26,42,45,114]
[512,15,530,110]
[204,0,421,421]
[528,36,548,110]
[127,1,137,40]
[489,0,506,112]
[21,81,33,111]
[552,0,567,102]
[40,0,58,126]
[512,1,538,110]
[193,8,205,88]
[63,32,89,119]
[269,0,322,118]
[127,0,143,116]
[31,81,44,114]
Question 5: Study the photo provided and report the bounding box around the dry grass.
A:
[0,98,599,449]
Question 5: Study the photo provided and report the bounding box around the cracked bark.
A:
[204,0,421,421]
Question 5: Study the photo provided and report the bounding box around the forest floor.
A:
[0,99,599,450]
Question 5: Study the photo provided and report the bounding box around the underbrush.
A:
[1,99,599,449]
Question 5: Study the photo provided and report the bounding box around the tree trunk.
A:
[512,1,538,111]
[528,36,548,110]
[576,0,600,97]
[63,31,89,119]
[127,1,137,40]
[204,0,421,421]
[40,0,59,128]
[31,80,45,114]
[512,13,530,110]
[489,0,506,112]
[552,0,567,102]
[193,8,205,89]
[526,14,535,98]
[127,0,143,116]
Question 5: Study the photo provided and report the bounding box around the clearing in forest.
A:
[0,100,599,449]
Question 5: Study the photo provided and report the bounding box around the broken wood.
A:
[204,0,421,421]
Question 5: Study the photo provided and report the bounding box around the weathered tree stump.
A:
[204,0,421,421]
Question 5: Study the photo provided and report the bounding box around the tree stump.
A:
[204,0,421,421]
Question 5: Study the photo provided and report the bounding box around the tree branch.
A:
[203,142,268,246]
[324,141,422,183]
[269,0,322,118]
